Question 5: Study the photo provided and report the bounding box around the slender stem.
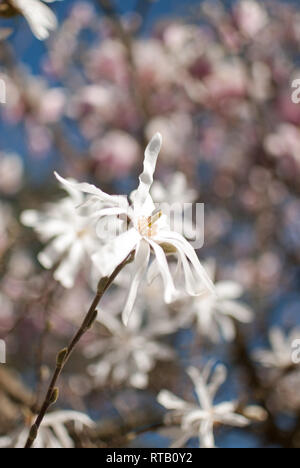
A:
[24,252,134,448]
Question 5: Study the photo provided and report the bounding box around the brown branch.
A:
[24,251,134,448]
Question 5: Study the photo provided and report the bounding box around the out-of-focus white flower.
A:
[85,307,175,389]
[189,261,253,343]
[0,153,23,194]
[264,124,300,165]
[234,0,268,38]
[253,327,300,370]
[158,363,250,448]
[91,130,140,178]
[0,411,94,448]
[133,39,175,86]
[151,172,197,206]
[203,59,247,100]
[56,134,215,325]
[151,172,197,239]
[8,0,61,40]
[146,114,193,162]
[21,177,102,289]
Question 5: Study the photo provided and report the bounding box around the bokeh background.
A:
[1,0,300,448]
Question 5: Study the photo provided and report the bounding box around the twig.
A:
[24,252,134,448]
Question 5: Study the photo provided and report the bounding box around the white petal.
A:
[199,419,215,448]
[38,232,74,269]
[157,390,189,410]
[122,240,150,325]
[148,240,177,303]
[187,367,211,411]
[208,363,227,400]
[133,133,162,214]
[215,281,243,299]
[157,230,215,295]
[13,0,57,40]
[219,300,254,323]
[217,314,236,342]
[92,228,139,277]
[54,172,126,207]
[54,241,84,288]
[182,409,208,428]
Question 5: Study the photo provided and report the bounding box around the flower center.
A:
[137,210,162,238]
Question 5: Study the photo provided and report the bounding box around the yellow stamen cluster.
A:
[138,210,162,238]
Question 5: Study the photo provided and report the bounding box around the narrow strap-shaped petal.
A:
[54,240,84,288]
[148,239,177,303]
[157,390,190,411]
[38,232,74,269]
[199,419,215,448]
[187,366,212,411]
[122,240,150,325]
[54,172,126,207]
[13,0,57,40]
[157,230,215,294]
[207,363,227,400]
[133,133,162,214]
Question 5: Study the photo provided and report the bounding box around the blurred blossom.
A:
[146,113,193,162]
[21,176,102,289]
[69,1,95,28]
[91,131,140,179]
[234,1,268,39]
[151,172,197,239]
[253,327,300,370]
[158,363,250,448]
[133,39,175,87]
[0,411,94,448]
[87,39,129,86]
[264,124,300,166]
[85,307,175,389]
[203,59,248,101]
[37,88,66,124]
[183,261,253,343]
[0,152,23,194]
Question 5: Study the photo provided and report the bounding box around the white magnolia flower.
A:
[253,327,300,370]
[55,134,215,325]
[158,363,250,448]
[151,172,198,239]
[189,261,253,342]
[21,177,101,289]
[8,0,60,40]
[85,307,175,389]
[0,411,94,448]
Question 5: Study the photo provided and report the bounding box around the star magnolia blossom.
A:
[190,261,253,343]
[85,307,175,389]
[21,178,101,289]
[55,133,215,325]
[9,0,60,40]
[158,363,250,448]
[0,411,94,448]
[253,327,300,370]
